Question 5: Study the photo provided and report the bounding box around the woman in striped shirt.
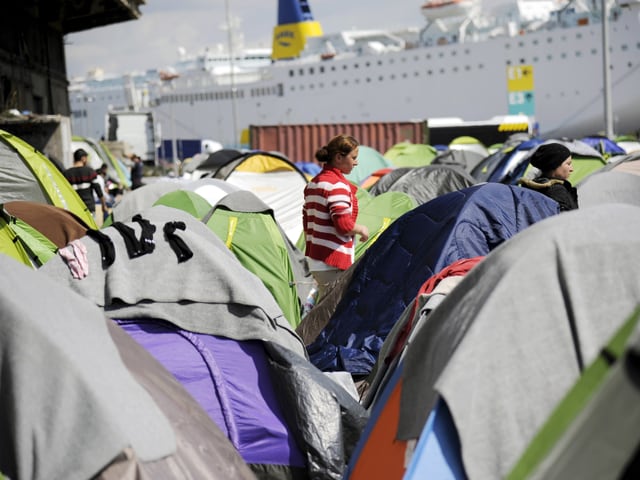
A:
[303,134,369,301]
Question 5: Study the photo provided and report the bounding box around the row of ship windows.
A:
[288,41,638,78]
[159,85,283,104]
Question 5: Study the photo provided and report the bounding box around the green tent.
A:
[0,129,97,228]
[0,205,57,267]
[384,142,438,167]
[354,188,416,260]
[203,191,303,328]
[153,190,212,220]
[345,145,392,186]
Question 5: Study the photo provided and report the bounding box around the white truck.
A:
[106,110,158,164]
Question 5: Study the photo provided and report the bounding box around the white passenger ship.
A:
[69,0,640,151]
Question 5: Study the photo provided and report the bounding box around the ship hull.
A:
[113,6,640,149]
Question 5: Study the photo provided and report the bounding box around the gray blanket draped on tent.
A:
[40,205,306,357]
[399,204,640,479]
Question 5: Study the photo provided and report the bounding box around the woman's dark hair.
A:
[315,134,359,163]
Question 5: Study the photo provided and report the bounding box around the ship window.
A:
[379,76,384,81]
[439,68,444,74]
[533,56,539,62]
[343,80,349,85]
[389,58,394,64]
[533,39,539,45]
[520,58,526,63]
[291,86,296,91]
[506,60,511,65]
[277,84,283,96]
[439,52,444,58]
[299,69,304,75]
[366,61,371,67]
[289,70,294,77]
[426,54,431,59]
[378,60,383,65]
[591,48,598,55]
[464,49,470,55]
[547,37,552,43]
[576,33,582,39]
[464,65,471,71]
[453,66,458,72]
[478,63,484,69]
[343,64,348,70]
[518,41,524,47]
[401,57,406,62]
[547,54,553,60]
[320,66,325,73]
[451,50,457,56]
[402,72,408,78]
[366,78,371,83]
[331,66,336,71]
[621,44,628,51]
[414,56,419,61]
[300,85,305,91]
[355,78,360,84]
[390,74,396,80]
[506,43,511,49]
[427,69,433,75]
[309,67,315,74]
[576,51,582,57]
[561,53,567,59]
[354,63,359,68]
[332,80,338,86]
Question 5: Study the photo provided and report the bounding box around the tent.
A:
[192,149,308,243]
[40,206,366,479]
[509,307,640,479]
[579,134,627,160]
[471,137,543,183]
[428,148,487,174]
[577,167,640,208]
[614,134,640,154]
[345,145,393,186]
[448,135,489,158]
[368,164,477,205]
[153,189,212,220]
[384,142,438,167]
[0,201,92,268]
[354,188,417,260]
[203,190,308,328]
[0,129,97,228]
[306,182,560,376]
[0,254,254,480]
[390,203,640,479]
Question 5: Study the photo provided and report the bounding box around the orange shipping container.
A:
[249,121,428,162]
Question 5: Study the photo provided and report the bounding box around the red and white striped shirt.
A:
[303,166,359,270]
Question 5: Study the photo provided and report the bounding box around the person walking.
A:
[64,148,107,220]
[302,134,369,301]
[519,143,579,211]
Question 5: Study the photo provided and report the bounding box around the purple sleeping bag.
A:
[114,319,306,468]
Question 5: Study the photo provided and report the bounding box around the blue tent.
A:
[580,135,626,159]
[471,138,542,183]
[306,182,560,375]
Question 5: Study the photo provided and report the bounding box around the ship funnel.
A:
[272,0,323,60]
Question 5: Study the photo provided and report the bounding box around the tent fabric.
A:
[577,171,640,208]
[153,189,212,220]
[3,200,91,248]
[579,135,627,159]
[204,190,304,328]
[0,255,175,480]
[115,319,306,468]
[384,142,438,167]
[353,188,417,260]
[103,321,256,480]
[344,145,392,186]
[471,138,542,183]
[431,148,486,173]
[306,183,560,376]
[0,130,97,228]
[399,203,640,479]
[40,205,306,357]
[368,164,477,205]
[508,307,640,480]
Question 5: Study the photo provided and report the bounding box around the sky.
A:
[64,0,423,78]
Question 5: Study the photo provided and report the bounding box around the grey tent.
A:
[396,203,640,479]
[0,254,254,480]
[368,164,476,204]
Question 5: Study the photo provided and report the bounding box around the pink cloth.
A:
[58,239,89,279]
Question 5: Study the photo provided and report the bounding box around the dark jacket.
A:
[519,177,578,211]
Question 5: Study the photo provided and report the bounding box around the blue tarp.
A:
[306,183,560,375]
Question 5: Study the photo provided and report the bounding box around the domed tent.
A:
[448,135,489,158]
[0,255,254,480]
[72,136,131,190]
[0,129,96,228]
[429,148,487,173]
[470,137,542,183]
[40,206,366,479]
[195,150,308,243]
[306,183,560,376]
[384,142,438,167]
[579,134,627,160]
[345,145,393,186]
[369,164,477,205]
